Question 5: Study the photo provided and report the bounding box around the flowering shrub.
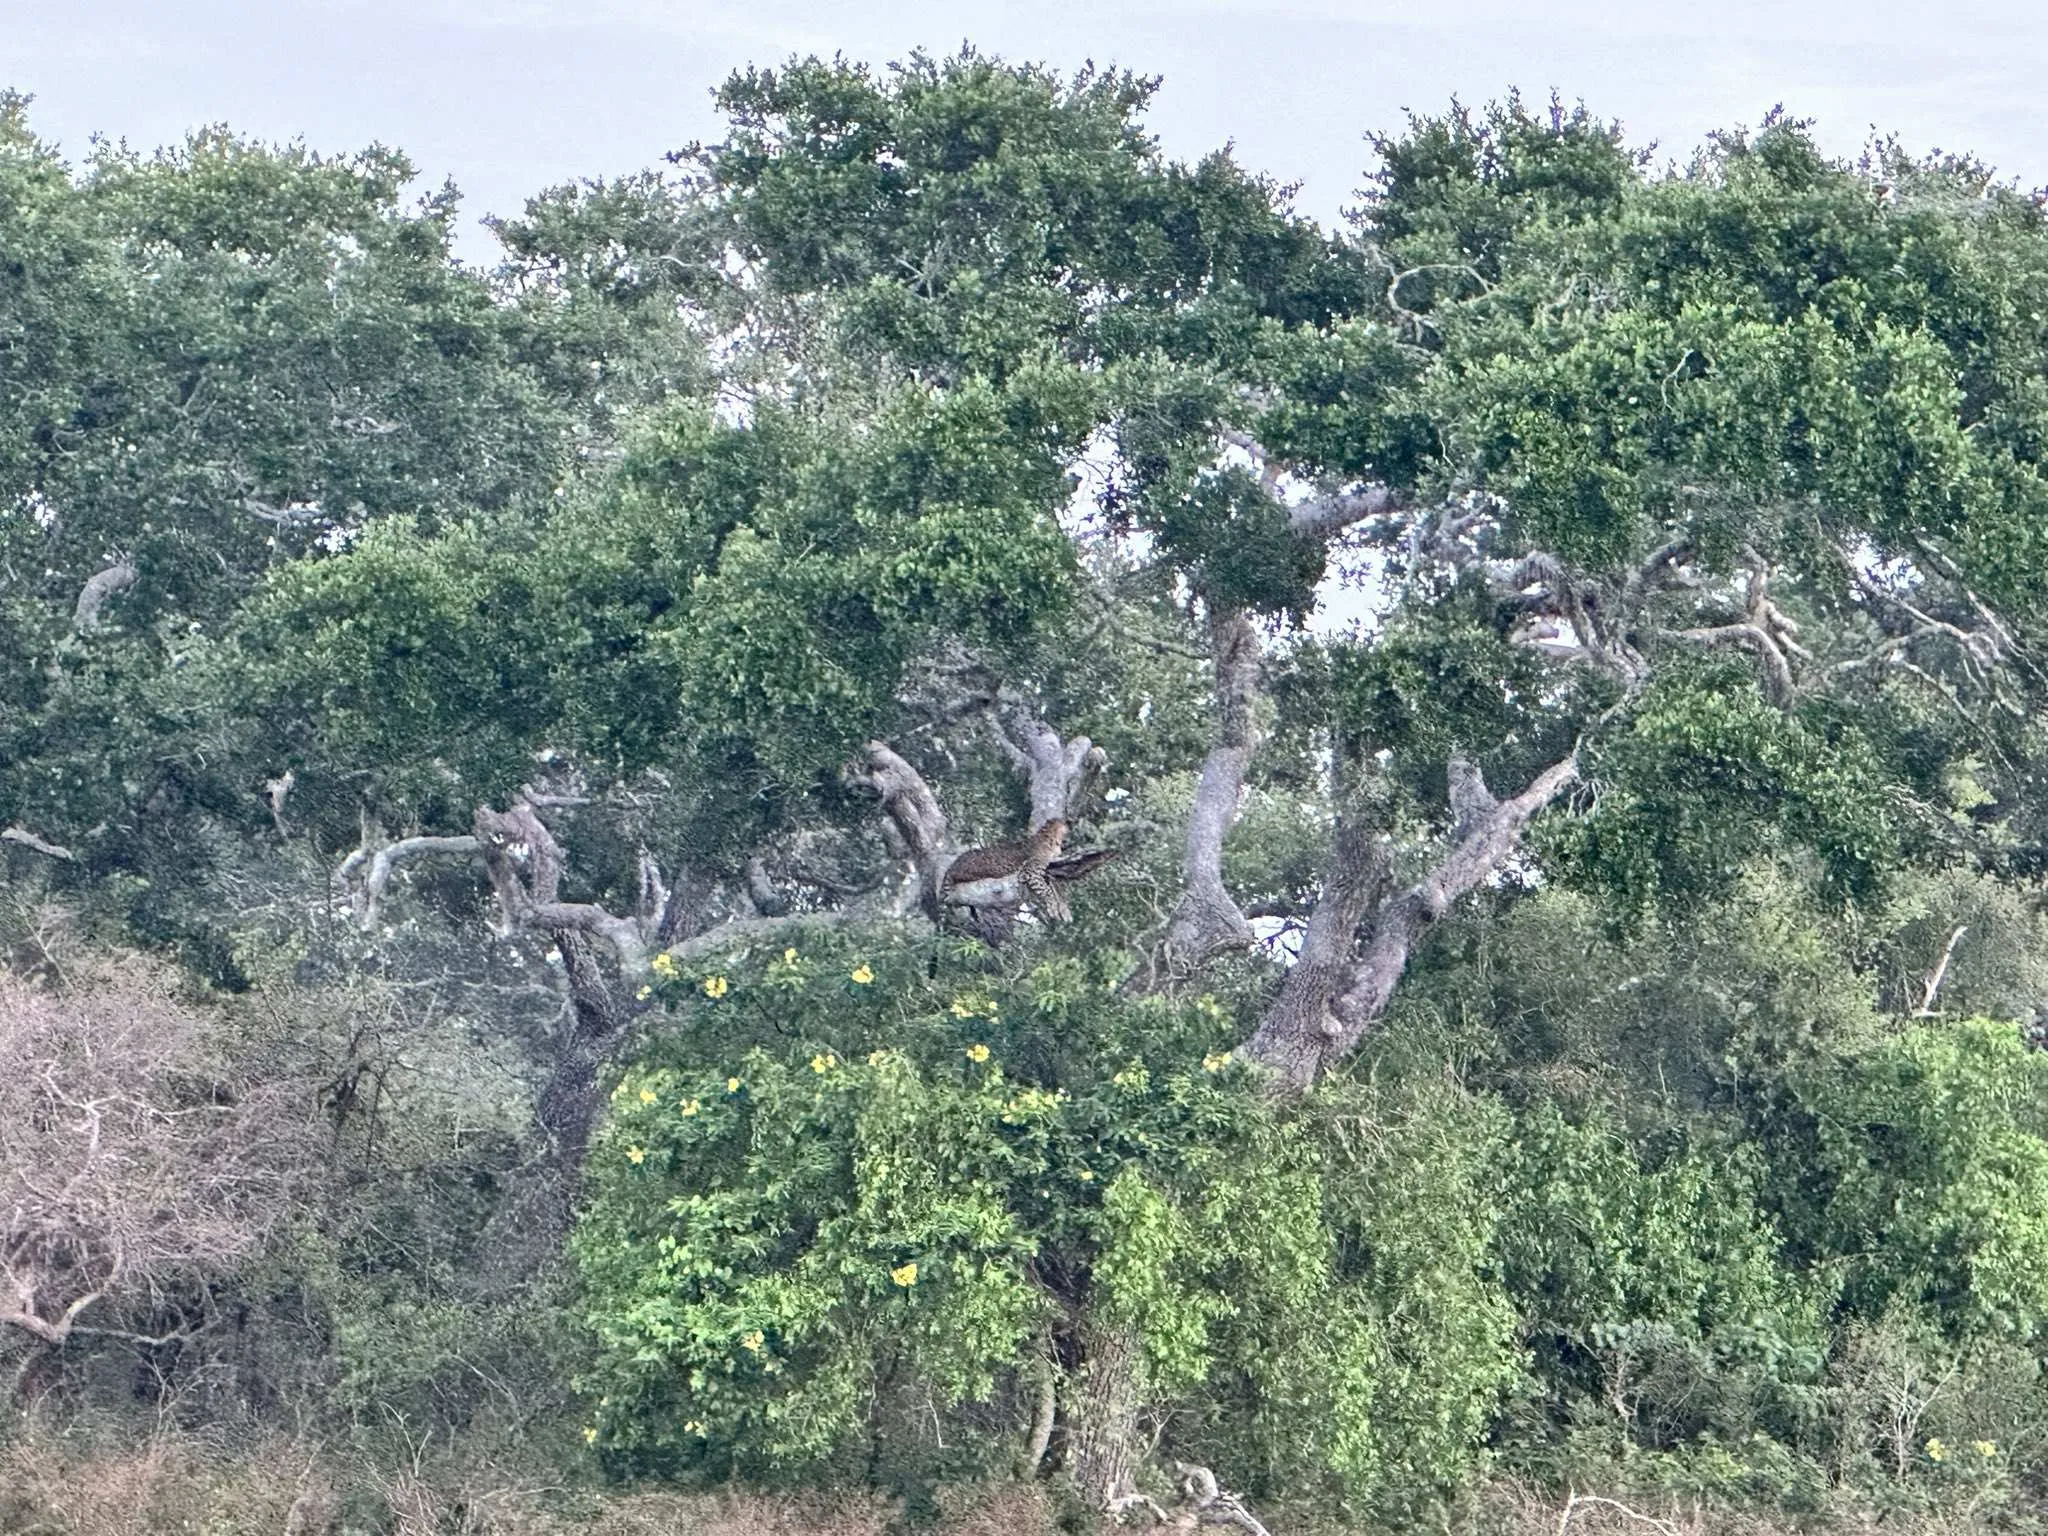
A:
[572,931,1517,1502]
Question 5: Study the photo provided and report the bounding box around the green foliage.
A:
[1545,665,1897,916]
[1782,1020,2048,1339]
[23,54,2048,1534]
[573,934,1518,1511]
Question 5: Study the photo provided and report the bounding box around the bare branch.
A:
[1666,621,1796,704]
[472,797,659,973]
[333,834,480,928]
[240,497,330,527]
[1285,483,1408,540]
[1913,925,1969,1017]
[994,701,1105,830]
[2,827,77,862]
[1,968,299,1350]
[1661,557,1808,705]
[71,558,136,633]
[847,740,952,915]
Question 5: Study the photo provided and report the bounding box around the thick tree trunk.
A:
[1248,754,1577,1089]
[1059,1315,1143,1509]
[1247,809,1391,1089]
[467,930,632,1294]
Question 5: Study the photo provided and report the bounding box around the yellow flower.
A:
[726,1076,742,1093]
[703,974,729,999]
[650,952,678,978]
[1926,1437,1948,1462]
[582,1426,598,1445]
[638,1087,657,1104]
[740,1329,764,1353]
[850,963,874,984]
[684,1420,706,1435]
[966,1043,991,1063]
[635,985,652,1000]
[1077,1168,1095,1181]
[1202,1050,1232,1073]
[679,1098,700,1116]
[950,997,975,1018]
[783,946,799,964]
[626,1145,646,1165]
[890,1262,919,1287]
[1977,1440,1998,1457]
[811,1052,836,1073]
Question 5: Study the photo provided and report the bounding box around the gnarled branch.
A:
[71,558,137,633]
[333,833,480,928]
[1249,753,1579,1089]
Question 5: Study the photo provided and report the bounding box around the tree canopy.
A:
[7,55,2048,1534]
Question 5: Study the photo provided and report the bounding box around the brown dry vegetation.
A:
[0,961,303,1353]
[2,1432,2038,1536]
[0,1431,1066,1536]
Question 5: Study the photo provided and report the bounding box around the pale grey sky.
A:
[6,1,2046,264]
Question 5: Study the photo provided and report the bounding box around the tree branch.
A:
[1249,753,1579,1088]
[1285,483,1408,539]
[1913,925,1968,1017]
[994,700,1105,831]
[2,827,77,862]
[71,559,136,633]
[1163,606,1262,965]
[847,740,952,915]
[333,834,481,928]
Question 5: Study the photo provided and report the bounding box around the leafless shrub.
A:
[0,1433,322,1536]
[0,963,301,1353]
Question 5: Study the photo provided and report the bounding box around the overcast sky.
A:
[8,1,2048,264]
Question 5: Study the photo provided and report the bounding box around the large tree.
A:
[13,57,2048,1519]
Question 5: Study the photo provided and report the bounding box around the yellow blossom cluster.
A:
[703,974,729,999]
[965,1043,991,1063]
[850,963,874,984]
[650,952,678,979]
[679,1098,700,1117]
[811,1052,837,1073]
[890,1262,919,1287]
[1202,1050,1232,1073]
[740,1329,765,1353]
[1001,1086,1064,1125]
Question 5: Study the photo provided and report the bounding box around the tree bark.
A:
[1248,754,1578,1089]
[467,929,633,1295]
[1163,606,1262,966]
[71,558,137,633]
[1059,1314,1143,1510]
